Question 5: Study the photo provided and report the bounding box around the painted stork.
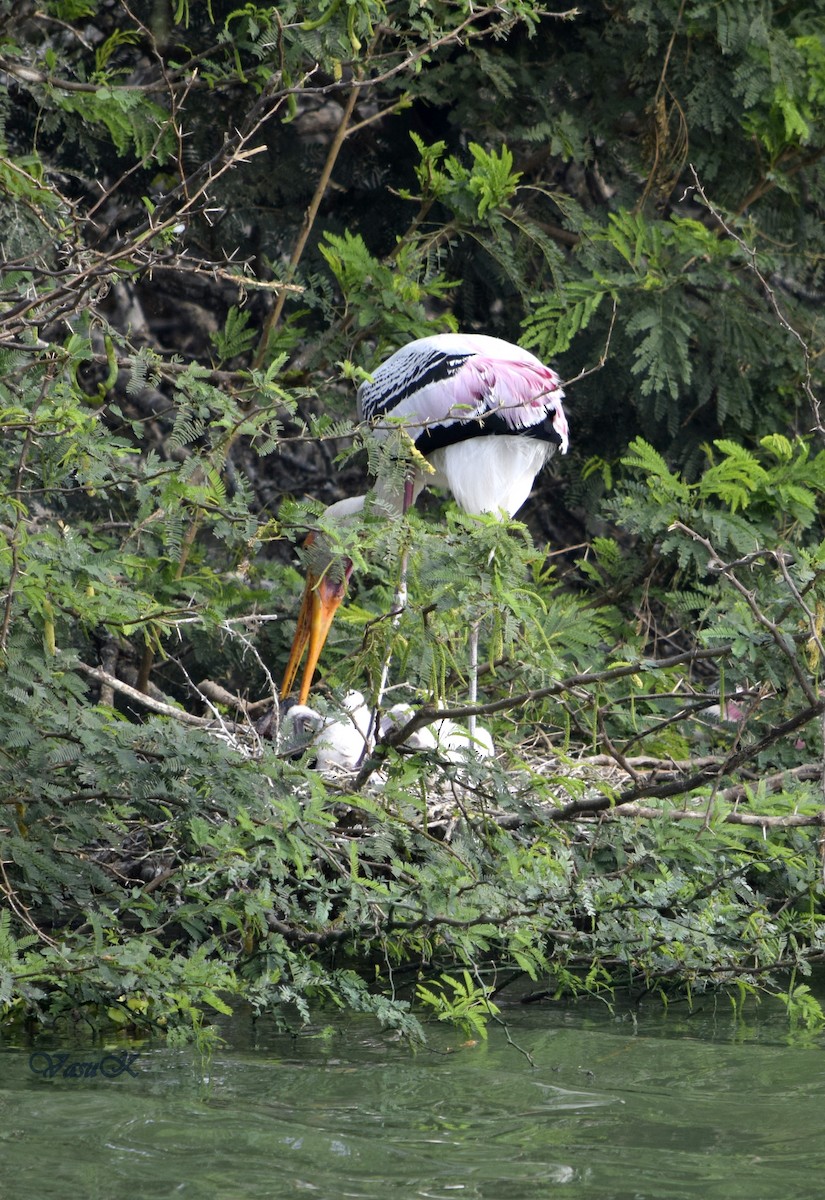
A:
[280,332,568,707]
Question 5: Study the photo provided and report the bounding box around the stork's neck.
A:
[323,495,367,521]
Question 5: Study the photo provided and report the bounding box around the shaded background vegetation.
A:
[1,0,825,1042]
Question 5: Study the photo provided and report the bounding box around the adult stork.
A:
[280,332,568,708]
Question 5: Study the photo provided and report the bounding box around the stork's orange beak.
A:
[280,546,353,703]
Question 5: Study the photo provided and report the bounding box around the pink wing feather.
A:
[446,351,568,448]
[358,333,568,455]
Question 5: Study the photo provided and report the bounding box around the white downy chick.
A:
[378,704,439,752]
[434,719,494,763]
[283,691,370,772]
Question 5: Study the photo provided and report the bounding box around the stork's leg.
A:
[467,546,497,739]
[368,476,416,751]
[374,540,409,711]
[467,618,479,739]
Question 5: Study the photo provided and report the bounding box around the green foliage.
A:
[743,29,825,158]
[318,230,456,341]
[406,135,523,220]
[0,0,824,1046]
[416,972,500,1040]
[522,282,608,357]
[211,307,257,363]
[45,87,175,161]
[778,981,825,1033]
[618,434,825,545]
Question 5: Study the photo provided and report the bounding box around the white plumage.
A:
[425,436,553,517]
[378,703,439,751]
[433,718,495,762]
[358,332,568,517]
[282,692,495,775]
[282,690,371,771]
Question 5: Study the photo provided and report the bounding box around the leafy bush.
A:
[0,0,824,1042]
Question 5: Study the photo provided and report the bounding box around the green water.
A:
[2,999,824,1200]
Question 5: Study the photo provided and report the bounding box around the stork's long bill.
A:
[280,535,354,704]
